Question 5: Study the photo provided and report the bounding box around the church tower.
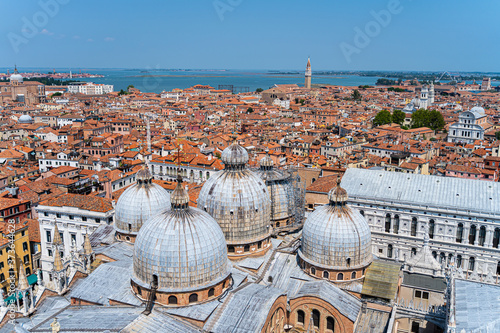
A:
[304,57,311,89]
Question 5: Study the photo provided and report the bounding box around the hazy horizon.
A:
[2,1,499,72]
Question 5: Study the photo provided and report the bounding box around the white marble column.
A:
[485,226,494,248]
[462,224,470,245]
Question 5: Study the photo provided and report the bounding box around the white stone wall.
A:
[36,205,114,285]
[349,198,500,275]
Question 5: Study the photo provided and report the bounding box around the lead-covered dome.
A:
[254,153,296,225]
[132,176,230,298]
[470,106,485,115]
[198,142,271,256]
[299,180,372,271]
[114,167,171,241]
[18,114,33,124]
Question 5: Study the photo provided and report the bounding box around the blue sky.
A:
[1,0,499,71]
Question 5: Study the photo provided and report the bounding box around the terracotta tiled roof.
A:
[39,194,113,213]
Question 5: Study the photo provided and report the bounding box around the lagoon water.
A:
[1,68,392,93]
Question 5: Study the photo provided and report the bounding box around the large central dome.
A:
[114,167,171,242]
[132,176,231,306]
[197,142,272,258]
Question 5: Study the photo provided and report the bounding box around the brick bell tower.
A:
[304,57,312,89]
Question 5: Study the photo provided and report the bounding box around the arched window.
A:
[468,257,475,271]
[432,251,437,259]
[244,245,250,252]
[189,293,198,303]
[411,217,417,237]
[208,288,215,297]
[469,225,477,245]
[327,316,335,332]
[228,246,235,253]
[276,222,280,228]
[346,258,351,267]
[387,244,393,258]
[311,267,316,275]
[323,271,329,279]
[385,214,391,233]
[359,210,364,217]
[456,223,464,243]
[429,220,435,239]
[297,310,305,325]
[337,273,344,280]
[393,215,399,234]
[494,228,500,249]
[351,271,356,279]
[257,241,262,249]
[206,171,210,179]
[411,248,417,256]
[497,261,500,275]
[312,309,320,328]
[152,274,158,288]
[168,295,177,305]
[456,255,462,268]
[479,226,486,246]
[137,286,142,296]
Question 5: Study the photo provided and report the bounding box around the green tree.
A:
[352,89,362,101]
[256,88,263,93]
[127,85,135,90]
[392,109,406,125]
[411,109,430,128]
[373,110,392,126]
[50,92,62,98]
[411,109,445,130]
[118,89,128,96]
[246,107,254,113]
[427,110,445,130]
[495,132,500,140]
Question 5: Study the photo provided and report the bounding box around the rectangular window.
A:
[69,215,74,220]
[415,290,422,298]
[95,218,100,223]
[44,212,48,217]
[0,274,4,282]
[422,292,429,299]
[47,249,52,257]
[21,230,25,237]
[46,230,52,243]
[22,242,28,252]
[82,216,87,222]
[23,255,29,264]
[0,262,3,269]
[56,213,61,218]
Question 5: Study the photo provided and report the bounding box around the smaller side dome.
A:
[221,142,249,168]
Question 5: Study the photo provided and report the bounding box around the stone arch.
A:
[189,293,198,303]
